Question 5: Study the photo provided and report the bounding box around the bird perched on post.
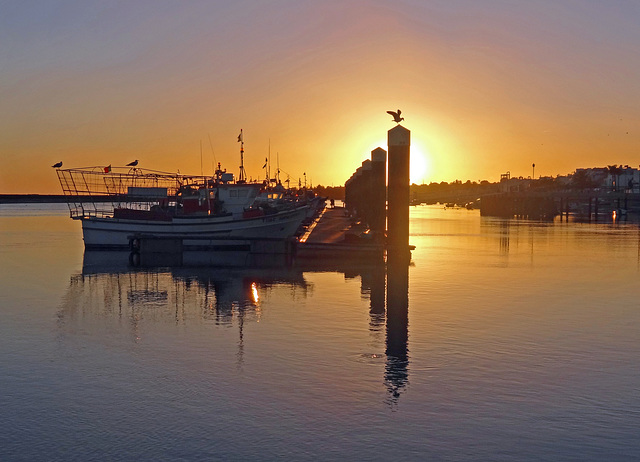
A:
[126,160,138,167]
[52,161,63,168]
[387,109,404,123]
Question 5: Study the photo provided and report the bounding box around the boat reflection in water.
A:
[60,248,410,404]
[72,250,309,324]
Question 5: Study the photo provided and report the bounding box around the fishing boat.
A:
[56,164,310,249]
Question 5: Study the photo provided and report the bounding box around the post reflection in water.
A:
[360,264,386,333]
[385,252,410,405]
[499,218,510,257]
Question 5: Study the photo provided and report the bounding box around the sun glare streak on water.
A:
[1,204,640,461]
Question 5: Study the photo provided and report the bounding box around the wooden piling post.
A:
[361,159,373,227]
[370,148,387,237]
[387,125,410,262]
[344,176,352,213]
[353,167,363,219]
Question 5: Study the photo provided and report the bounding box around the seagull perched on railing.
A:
[387,109,404,123]
[52,161,63,168]
[126,160,138,167]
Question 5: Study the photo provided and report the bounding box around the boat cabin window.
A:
[198,189,214,199]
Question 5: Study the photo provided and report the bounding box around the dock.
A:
[127,122,414,267]
[296,207,384,262]
[481,191,640,220]
[300,207,355,244]
[126,206,385,268]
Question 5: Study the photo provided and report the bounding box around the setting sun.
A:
[365,136,431,185]
[410,144,430,185]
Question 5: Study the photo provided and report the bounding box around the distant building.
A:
[555,175,572,187]
[573,167,608,188]
[606,165,639,192]
[497,166,640,194]
[574,166,639,192]
[499,171,531,193]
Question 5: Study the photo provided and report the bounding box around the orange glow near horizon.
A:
[2,3,640,194]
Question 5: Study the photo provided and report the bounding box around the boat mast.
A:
[238,129,246,183]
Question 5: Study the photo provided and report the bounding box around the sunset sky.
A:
[2,1,640,193]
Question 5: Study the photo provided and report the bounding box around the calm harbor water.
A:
[1,203,640,461]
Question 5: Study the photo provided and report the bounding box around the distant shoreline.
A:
[0,195,105,203]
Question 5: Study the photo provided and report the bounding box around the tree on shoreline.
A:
[606,165,623,191]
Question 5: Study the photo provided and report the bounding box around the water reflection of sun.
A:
[250,282,259,304]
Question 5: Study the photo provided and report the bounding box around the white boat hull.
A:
[80,206,308,249]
